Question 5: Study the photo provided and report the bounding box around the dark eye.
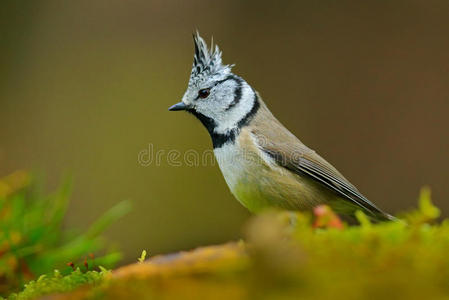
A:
[198,88,210,99]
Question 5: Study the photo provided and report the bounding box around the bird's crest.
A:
[190,32,232,84]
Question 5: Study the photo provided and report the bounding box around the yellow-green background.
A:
[1,0,448,263]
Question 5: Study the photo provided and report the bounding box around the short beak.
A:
[168,102,187,111]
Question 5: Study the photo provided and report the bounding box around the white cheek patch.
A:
[200,81,237,116]
[214,83,255,134]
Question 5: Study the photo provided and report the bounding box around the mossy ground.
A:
[8,187,449,300]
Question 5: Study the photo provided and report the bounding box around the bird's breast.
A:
[213,142,255,191]
[212,133,294,212]
[212,130,327,212]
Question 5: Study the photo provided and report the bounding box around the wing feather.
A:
[262,147,393,221]
[248,97,394,221]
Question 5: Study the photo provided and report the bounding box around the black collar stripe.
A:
[188,90,260,149]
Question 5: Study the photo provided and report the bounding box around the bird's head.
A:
[169,32,257,136]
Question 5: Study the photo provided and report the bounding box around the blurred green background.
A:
[1,0,448,264]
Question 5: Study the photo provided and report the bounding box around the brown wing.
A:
[250,99,394,221]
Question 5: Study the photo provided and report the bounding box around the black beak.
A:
[168,102,187,111]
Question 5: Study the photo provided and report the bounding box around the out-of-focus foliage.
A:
[9,187,449,300]
[0,171,129,296]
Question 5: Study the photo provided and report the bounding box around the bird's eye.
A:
[198,88,210,99]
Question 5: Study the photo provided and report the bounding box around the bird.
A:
[169,32,394,222]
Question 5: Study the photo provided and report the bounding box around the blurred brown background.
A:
[1,0,448,263]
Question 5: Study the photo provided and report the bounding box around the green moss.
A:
[7,268,109,300]
[9,187,449,300]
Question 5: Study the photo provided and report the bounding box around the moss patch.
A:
[10,187,449,300]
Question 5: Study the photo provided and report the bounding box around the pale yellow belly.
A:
[214,143,340,213]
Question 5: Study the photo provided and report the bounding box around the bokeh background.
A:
[1,0,448,264]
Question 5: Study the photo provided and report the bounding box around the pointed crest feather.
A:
[191,31,232,81]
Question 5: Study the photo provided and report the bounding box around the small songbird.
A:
[169,32,394,222]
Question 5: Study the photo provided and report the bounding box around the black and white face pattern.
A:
[180,33,259,148]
